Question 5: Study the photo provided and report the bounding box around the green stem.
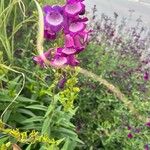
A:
[0,64,25,121]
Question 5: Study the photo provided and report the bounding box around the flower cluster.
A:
[34,0,90,68]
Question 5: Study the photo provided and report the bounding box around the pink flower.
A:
[33,49,51,67]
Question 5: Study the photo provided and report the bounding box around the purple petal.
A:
[46,11,63,26]
[67,0,84,4]
[73,34,85,50]
[64,2,83,16]
[65,34,75,48]
[51,56,67,67]
[53,5,63,13]
[33,50,51,67]
[66,55,79,66]
[43,5,52,14]
[69,22,85,33]
[62,47,76,55]
[44,29,57,40]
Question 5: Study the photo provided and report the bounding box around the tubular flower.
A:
[51,56,68,67]
[64,2,85,17]
[34,0,90,67]
[43,5,64,40]
[33,49,51,67]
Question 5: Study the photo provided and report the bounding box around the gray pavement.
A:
[85,0,150,26]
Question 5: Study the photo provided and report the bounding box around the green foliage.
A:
[0,0,81,149]
[74,43,150,149]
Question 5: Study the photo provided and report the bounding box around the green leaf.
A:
[2,110,12,123]
[17,96,37,103]
[17,108,36,117]
[26,144,32,150]
[0,136,8,146]
[26,105,47,111]
[41,116,52,135]
[61,138,76,150]
[21,116,43,124]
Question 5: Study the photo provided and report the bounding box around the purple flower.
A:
[65,34,84,50]
[62,47,77,55]
[67,0,84,3]
[65,29,90,51]
[145,122,150,127]
[134,128,141,133]
[65,34,75,48]
[127,133,133,139]
[43,5,64,40]
[50,47,79,67]
[64,2,85,17]
[45,12,63,27]
[51,55,67,68]
[145,144,150,150]
[33,49,51,67]
[44,28,57,40]
[66,55,79,66]
[69,22,85,33]
[144,72,149,81]
[37,0,90,68]
[58,76,67,89]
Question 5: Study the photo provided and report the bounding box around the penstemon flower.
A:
[33,49,51,67]
[43,5,64,40]
[34,0,90,68]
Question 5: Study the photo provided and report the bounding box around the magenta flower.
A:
[69,22,85,33]
[34,0,90,68]
[144,72,149,81]
[67,0,84,3]
[145,121,150,127]
[66,55,79,66]
[45,12,63,27]
[127,133,133,139]
[44,27,57,40]
[65,34,75,48]
[145,144,150,150]
[51,55,67,67]
[33,49,51,67]
[43,5,64,40]
[64,2,85,17]
[62,47,77,55]
[65,29,90,51]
